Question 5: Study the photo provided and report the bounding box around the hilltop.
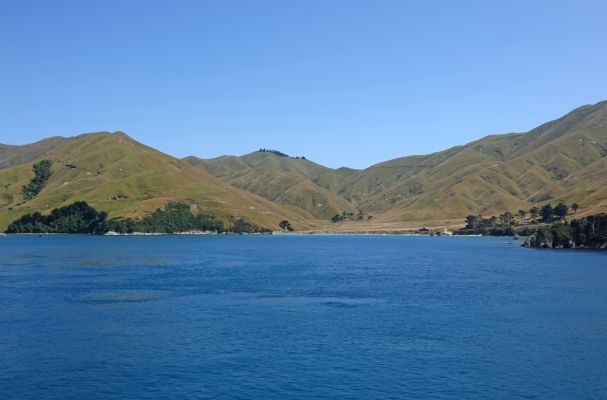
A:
[0,136,69,169]
[184,152,358,220]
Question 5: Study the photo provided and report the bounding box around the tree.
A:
[279,220,293,232]
[108,202,224,234]
[571,203,580,214]
[540,204,554,222]
[499,212,514,227]
[6,201,108,234]
[526,214,607,249]
[518,209,527,222]
[530,207,539,220]
[554,203,569,219]
[230,218,270,234]
[465,215,480,229]
[22,160,53,200]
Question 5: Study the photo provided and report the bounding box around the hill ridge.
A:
[2,100,607,231]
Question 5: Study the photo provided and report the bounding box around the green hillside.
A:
[2,101,607,232]
[184,101,607,229]
[335,101,607,224]
[0,136,68,168]
[185,152,358,219]
[0,132,317,231]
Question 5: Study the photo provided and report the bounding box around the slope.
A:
[340,101,607,223]
[185,151,358,219]
[0,132,317,230]
[0,136,69,168]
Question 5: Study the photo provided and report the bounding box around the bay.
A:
[0,235,606,399]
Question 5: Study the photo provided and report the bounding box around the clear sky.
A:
[1,0,606,168]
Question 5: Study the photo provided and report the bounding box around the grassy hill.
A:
[2,100,607,232]
[334,101,607,225]
[0,136,69,168]
[184,152,358,219]
[0,132,317,231]
[185,101,607,230]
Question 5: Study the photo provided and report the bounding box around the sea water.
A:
[1,235,606,399]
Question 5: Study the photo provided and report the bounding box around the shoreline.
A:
[1,231,493,237]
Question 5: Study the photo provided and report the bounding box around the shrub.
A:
[22,160,52,200]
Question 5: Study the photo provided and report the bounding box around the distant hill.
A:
[338,100,607,223]
[0,132,316,231]
[0,136,69,169]
[184,152,358,219]
[2,101,607,232]
[185,101,607,228]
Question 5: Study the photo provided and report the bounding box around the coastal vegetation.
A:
[456,202,579,236]
[5,201,271,235]
[229,218,272,234]
[6,201,108,234]
[523,214,607,249]
[279,220,294,231]
[107,202,224,234]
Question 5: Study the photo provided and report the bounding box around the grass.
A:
[0,132,317,231]
[3,100,607,232]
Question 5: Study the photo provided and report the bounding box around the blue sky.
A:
[1,0,606,168]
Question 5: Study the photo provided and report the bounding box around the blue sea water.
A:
[0,235,606,399]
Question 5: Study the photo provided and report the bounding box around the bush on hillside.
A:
[21,160,53,201]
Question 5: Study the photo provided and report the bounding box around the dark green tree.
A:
[112,202,224,234]
[21,160,53,200]
[499,212,514,227]
[279,220,293,232]
[540,204,554,222]
[465,215,480,229]
[229,218,270,234]
[6,201,108,234]
[554,203,569,219]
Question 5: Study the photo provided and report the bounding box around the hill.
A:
[0,136,69,169]
[2,100,607,232]
[332,101,607,225]
[0,132,317,231]
[184,152,358,219]
[184,101,607,230]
